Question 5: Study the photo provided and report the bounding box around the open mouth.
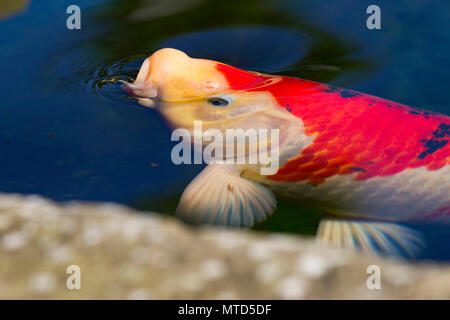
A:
[120,57,159,107]
[120,80,158,107]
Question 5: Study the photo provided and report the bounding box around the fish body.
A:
[216,63,450,222]
[123,48,449,257]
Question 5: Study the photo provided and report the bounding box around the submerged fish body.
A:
[123,48,450,257]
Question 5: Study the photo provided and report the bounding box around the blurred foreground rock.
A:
[0,193,449,299]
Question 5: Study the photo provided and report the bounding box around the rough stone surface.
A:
[0,193,449,299]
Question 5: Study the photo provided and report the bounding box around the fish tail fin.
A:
[316,218,425,258]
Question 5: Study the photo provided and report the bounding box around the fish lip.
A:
[120,80,159,108]
[120,81,135,96]
[121,56,158,100]
[120,80,159,99]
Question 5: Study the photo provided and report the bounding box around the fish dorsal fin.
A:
[176,163,276,227]
[316,218,425,258]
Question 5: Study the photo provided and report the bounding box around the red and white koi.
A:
[122,48,450,257]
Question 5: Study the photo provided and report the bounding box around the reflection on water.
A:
[0,0,29,20]
[0,0,449,261]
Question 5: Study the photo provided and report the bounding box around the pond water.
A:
[0,0,449,261]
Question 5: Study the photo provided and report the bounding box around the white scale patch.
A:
[257,165,450,222]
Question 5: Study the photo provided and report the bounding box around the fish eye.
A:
[206,95,233,108]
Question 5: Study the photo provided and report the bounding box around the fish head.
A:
[121,48,292,134]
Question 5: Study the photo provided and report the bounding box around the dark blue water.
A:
[0,0,449,261]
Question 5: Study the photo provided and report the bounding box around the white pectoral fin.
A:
[176,164,277,227]
[316,218,425,258]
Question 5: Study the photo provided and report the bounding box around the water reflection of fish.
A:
[122,48,450,258]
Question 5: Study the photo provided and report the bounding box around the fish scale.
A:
[216,63,450,185]
[215,62,449,222]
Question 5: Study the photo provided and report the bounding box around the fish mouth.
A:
[120,80,159,107]
[121,80,207,107]
[120,56,159,107]
[120,81,157,97]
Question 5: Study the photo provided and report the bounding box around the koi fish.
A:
[122,48,450,257]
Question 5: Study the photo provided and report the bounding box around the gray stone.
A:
[0,193,449,299]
